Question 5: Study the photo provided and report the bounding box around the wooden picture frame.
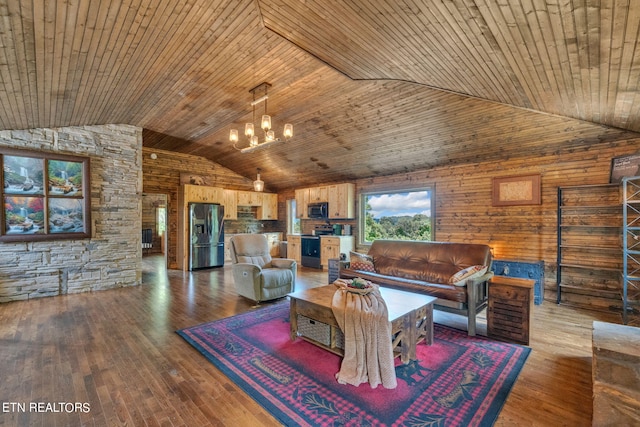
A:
[492,174,541,206]
[1,147,91,241]
[610,153,640,183]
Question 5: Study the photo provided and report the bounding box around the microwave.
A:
[307,202,328,219]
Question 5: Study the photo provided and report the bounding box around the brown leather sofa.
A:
[339,240,493,336]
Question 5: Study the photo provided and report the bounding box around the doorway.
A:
[142,193,168,263]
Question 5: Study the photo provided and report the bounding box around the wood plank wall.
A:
[355,136,640,311]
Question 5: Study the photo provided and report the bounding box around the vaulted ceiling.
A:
[1,1,640,191]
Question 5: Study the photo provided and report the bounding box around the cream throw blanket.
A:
[331,281,397,389]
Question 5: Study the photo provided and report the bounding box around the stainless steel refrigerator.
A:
[188,203,224,270]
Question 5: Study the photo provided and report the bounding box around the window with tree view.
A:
[361,189,434,244]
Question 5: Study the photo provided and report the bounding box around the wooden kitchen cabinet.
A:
[288,235,301,263]
[308,186,328,203]
[328,183,355,219]
[258,193,278,220]
[237,190,262,206]
[223,189,237,220]
[295,188,309,219]
[321,237,340,268]
[295,183,355,219]
[183,184,223,203]
[320,236,354,269]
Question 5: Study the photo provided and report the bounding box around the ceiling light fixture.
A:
[253,168,264,192]
[230,82,293,153]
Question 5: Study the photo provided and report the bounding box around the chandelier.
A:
[230,82,293,153]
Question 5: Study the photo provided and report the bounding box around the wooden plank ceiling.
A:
[1,0,640,191]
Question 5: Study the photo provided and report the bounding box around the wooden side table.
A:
[487,276,534,345]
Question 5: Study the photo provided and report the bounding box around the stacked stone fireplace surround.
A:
[0,125,142,302]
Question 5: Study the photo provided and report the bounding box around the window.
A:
[360,188,434,244]
[1,147,91,242]
[287,199,300,235]
[156,207,166,236]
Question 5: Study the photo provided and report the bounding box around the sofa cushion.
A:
[339,268,466,303]
[349,251,375,272]
[448,265,488,286]
[262,268,294,289]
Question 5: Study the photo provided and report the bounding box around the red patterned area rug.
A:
[177,301,530,427]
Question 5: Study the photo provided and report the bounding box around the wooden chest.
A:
[487,276,534,345]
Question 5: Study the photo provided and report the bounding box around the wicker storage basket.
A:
[297,315,331,346]
[296,314,345,350]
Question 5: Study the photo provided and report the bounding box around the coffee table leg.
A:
[424,304,433,345]
[400,311,418,364]
[290,298,298,341]
[400,304,434,364]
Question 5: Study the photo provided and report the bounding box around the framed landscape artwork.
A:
[1,148,91,241]
[492,174,541,206]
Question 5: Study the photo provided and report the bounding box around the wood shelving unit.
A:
[556,184,622,309]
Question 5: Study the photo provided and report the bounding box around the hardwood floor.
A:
[0,254,621,426]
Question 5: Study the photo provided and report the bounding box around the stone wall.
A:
[0,125,142,302]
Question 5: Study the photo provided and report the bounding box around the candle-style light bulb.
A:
[283,123,293,140]
[229,129,238,143]
[245,123,254,138]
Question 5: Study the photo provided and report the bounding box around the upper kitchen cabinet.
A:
[258,193,278,220]
[237,190,262,206]
[295,183,356,219]
[328,183,355,219]
[295,188,309,219]
[236,189,277,219]
[308,186,328,203]
[223,189,238,220]
[183,184,223,203]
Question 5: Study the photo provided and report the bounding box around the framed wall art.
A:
[492,174,541,207]
[610,153,640,183]
[1,147,91,241]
